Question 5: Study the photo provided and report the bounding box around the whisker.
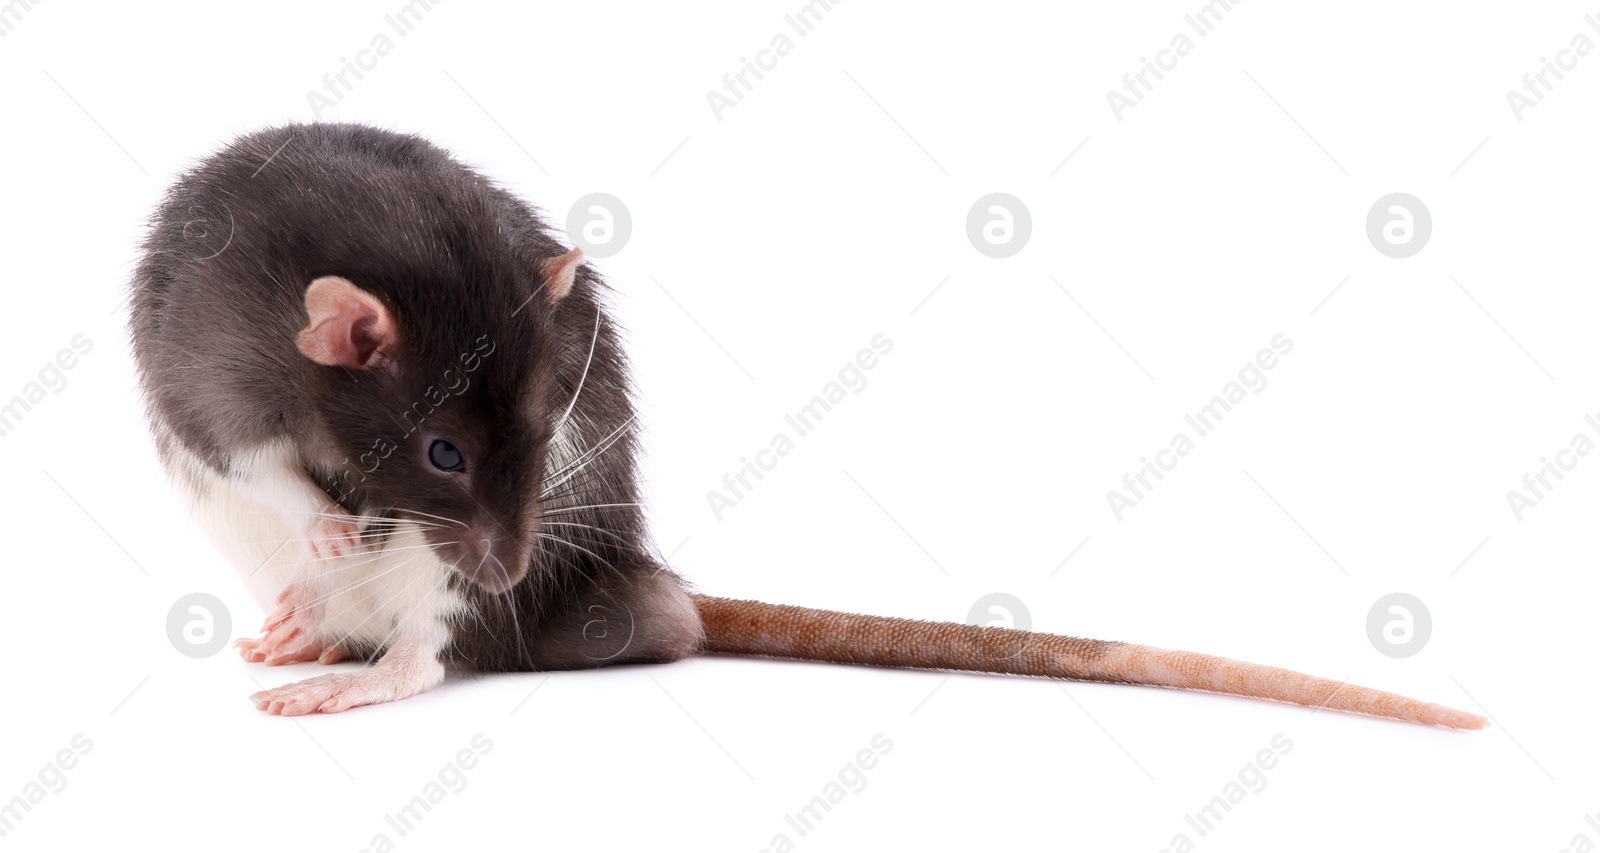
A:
[458,590,519,661]
[310,511,437,524]
[539,521,643,552]
[225,513,441,533]
[534,532,597,587]
[298,549,450,611]
[554,305,602,432]
[479,552,531,665]
[539,502,641,515]
[235,517,439,546]
[539,474,631,514]
[299,541,453,564]
[539,462,654,501]
[225,507,438,537]
[550,415,636,478]
[535,531,623,583]
[540,414,639,497]
[300,551,398,573]
[395,508,469,529]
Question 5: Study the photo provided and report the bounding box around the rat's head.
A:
[293,247,588,594]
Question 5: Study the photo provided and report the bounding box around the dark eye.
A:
[429,439,466,472]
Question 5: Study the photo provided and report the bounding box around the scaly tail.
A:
[692,596,1487,730]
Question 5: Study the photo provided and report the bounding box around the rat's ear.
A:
[539,247,585,302]
[296,276,400,369]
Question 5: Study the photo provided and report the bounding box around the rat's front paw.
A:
[306,506,361,561]
[235,585,332,665]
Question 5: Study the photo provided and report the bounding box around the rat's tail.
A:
[691,596,1486,730]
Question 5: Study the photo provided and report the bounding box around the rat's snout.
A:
[447,522,531,594]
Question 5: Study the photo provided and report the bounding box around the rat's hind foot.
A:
[235,584,330,665]
[249,652,445,715]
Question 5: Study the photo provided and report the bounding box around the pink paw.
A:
[235,587,335,666]
[249,667,433,715]
[308,511,361,561]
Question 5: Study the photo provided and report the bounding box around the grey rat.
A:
[127,123,1484,728]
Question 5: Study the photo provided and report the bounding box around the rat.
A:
[127,122,1486,729]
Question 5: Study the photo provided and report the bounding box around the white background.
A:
[1,1,1596,850]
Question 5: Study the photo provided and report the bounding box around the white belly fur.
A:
[158,431,466,653]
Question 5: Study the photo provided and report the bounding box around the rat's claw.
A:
[234,637,267,663]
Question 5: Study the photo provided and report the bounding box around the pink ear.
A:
[539,247,585,301]
[296,276,400,369]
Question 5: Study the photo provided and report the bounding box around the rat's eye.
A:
[428,439,466,472]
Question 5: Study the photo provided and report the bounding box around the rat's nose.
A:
[458,526,497,571]
[455,525,527,593]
